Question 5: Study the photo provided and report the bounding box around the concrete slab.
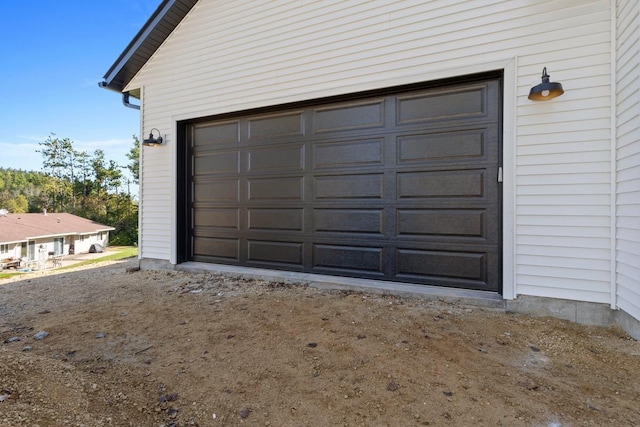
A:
[174,261,505,309]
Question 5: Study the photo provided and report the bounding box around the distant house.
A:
[0,212,115,261]
[100,1,639,339]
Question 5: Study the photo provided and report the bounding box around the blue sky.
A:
[0,0,161,176]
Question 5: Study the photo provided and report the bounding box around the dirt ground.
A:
[0,259,639,427]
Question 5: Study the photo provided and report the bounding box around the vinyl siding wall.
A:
[129,0,618,305]
[1,233,108,261]
[139,141,172,260]
[0,242,21,260]
[73,233,110,255]
[616,0,640,321]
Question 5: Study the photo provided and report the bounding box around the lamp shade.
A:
[528,67,564,101]
[142,129,163,146]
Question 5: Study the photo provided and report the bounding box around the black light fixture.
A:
[142,128,164,146]
[528,67,564,101]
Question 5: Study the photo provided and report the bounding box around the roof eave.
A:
[99,0,199,94]
[25,229,114,240]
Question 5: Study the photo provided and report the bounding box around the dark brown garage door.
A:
[185,76,501,292]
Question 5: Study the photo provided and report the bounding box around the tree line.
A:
[0,134,140,246]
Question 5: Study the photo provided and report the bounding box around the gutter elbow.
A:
[122,92,140,110]
[99,80,140,110]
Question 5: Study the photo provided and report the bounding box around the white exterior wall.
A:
[1,233,108,261]
[0,242,21,260]
[74,235,90,254]
[616,0,640,321]
[128,0,618,305]
[34,237,66,257]
[74,233,109,254]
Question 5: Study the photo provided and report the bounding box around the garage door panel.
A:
[397,169,485,199]
[193,120,240,146]
[194,179,240,202]
[315,174,384,200]
[313,244,384,274]
[247,176,304,200]
[194,150,240,175]
[396,248,486,281]
[396,83,490,125]
[248,208,304,231]
[313,100,385,133]
[247,240,303,266]
[194,208,239,229]
[397,209,485,238]
[193,237,239,261]
[247,144,305,173]
[248,111,304,140]
[314,209,383,235]
[397,130,486,164]
[188,76,502,292]
[313,138,384,169]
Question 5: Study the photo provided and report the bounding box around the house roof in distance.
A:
[99,0,199,95]
[0,213,115,244]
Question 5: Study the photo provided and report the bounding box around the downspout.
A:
[138,86,144,265]
[609,1,617,310]
[122,92,141,110]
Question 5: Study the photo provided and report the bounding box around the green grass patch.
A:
[58,246,138,270]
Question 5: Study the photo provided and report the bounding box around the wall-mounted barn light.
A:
[528,67,564,101]
[142,128,164,146]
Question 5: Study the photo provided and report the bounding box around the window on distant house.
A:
[0,244,8,255]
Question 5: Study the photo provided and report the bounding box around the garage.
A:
[182,74,502,292]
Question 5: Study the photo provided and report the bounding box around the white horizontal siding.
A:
[132,1,613,110]
[139,127,172,260]
[518,214,610,225]
[615,0,640,322]
[517,172,610,186]
[517,283,610,304]
[131,0,616,304]
[514,0,612,303]
[517,244,610,261]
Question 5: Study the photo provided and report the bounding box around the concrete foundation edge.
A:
[142,259,639,340]
[140,258,175,271]
[614,309,640,341]
[505,295,615,325]
[506,295,640,340]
